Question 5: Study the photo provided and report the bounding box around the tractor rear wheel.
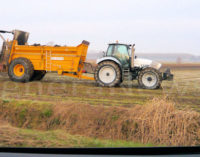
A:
[94,61,121,87]
[31,70,46,81]
[138,67,162,89]
[8,58,34,82]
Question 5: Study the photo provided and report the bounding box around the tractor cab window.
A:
[113,45,129,67]
[106,45,114,56]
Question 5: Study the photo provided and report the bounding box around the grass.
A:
[42,109,53,118]
[0,123,153,147]
[1,97,200,146]
[0,69,200,110]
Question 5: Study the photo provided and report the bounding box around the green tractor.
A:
[94,42,173,89]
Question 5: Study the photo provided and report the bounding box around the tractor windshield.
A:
[113,44,130,67]
[106,44,130,67]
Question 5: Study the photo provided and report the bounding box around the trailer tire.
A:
[138,67,162,89]
[31,70,46,81]
[8,58,34,82]
[95,61,121,87]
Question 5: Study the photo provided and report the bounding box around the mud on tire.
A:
[94,61,121,87]
[8,58,34,82]
[138,67,162,89]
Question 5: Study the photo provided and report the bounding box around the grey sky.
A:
[1,0,200,54]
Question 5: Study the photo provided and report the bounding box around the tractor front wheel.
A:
[8,58,34,82]
[94,61,121,87]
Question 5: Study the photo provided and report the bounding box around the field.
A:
[0,65,200,147]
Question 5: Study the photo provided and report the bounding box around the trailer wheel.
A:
[95,61,121,87]
[138,67,162,89]
[8,58,34,82]
[31,70,46,81]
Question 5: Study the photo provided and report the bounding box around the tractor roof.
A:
[108,43,131,47]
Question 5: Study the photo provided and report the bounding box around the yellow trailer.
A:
[0,30,94,82]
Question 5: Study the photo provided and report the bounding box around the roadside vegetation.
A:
[0,123,153,148]
[0,67,200,147]
[0,97,199,146]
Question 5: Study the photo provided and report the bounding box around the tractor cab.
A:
[96,41,173,89]
[105,43,135,68]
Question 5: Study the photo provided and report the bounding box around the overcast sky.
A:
[1,0,200,55]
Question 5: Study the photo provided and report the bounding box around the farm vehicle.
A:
[0,30,173,89]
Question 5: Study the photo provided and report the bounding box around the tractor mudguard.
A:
[96,57,124,80]
[96,57,122,66]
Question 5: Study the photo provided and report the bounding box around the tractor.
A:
[94,42,173,89]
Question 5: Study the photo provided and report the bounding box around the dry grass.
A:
[0,123,152,147]
[1,98,200,146]
[121,98,200,146]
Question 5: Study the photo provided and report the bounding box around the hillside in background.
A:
[86,51,200,63]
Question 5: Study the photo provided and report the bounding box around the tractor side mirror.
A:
[135,55,137,59]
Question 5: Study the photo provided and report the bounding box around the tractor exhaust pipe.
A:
[131,44,135,69]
